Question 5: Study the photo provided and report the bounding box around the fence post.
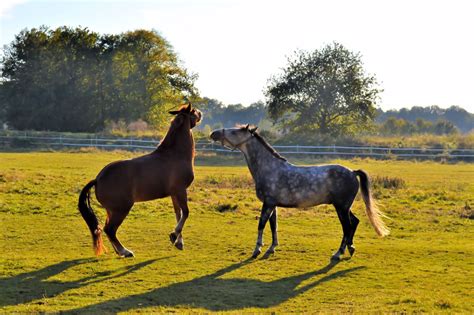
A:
[296,144,299,153]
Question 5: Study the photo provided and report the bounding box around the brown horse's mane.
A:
[156,110,194,155]
[239,125,287,161]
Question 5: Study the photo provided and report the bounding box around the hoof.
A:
[264,247,276,256]
[121,250,135,258]
[262,248,276,259]
[174,241,184,250]
[331,253,341,261]
[252,248,262,259]
[348,245,355,257]
[169,232,178,244]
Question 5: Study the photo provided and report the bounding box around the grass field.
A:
[1,151,473,313]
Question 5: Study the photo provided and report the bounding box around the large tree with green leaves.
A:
[265,42,381,137]
[0,26,197,132]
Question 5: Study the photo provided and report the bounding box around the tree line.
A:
[194,100,471,137]
[195,98,266,129]
[1,28,472,138]
[377,106,473,133]
[0,26,197,132]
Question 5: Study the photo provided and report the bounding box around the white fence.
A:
[1,134,474,159]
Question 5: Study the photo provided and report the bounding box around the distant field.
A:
[1,152,473,313]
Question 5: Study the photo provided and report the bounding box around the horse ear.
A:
[250,126,258,134]
[169,110,180,115]
[245,124,249,130]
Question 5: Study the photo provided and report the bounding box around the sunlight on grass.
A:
[0,152,473,313]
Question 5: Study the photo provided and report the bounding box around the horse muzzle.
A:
[209,130,223,142]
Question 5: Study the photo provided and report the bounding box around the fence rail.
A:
[1,134,474,159]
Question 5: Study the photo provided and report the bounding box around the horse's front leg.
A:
[264,207,279,256]
[169,190,189,248]
[252,203,274,258]
[170,195,184,250]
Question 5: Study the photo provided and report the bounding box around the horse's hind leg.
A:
[332,204,352,261]
[171,195,184,250]
[104,206,134,257]
[169,190,189,247]
[347,211,360,256]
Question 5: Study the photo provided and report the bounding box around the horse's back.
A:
[94,151,195,206]
[261,163,359,208]
[314,164,360,205]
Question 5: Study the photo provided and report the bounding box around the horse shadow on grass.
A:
[0,257,159,308]
[65,258,366,313]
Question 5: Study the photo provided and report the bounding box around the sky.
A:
[1,0,473,112]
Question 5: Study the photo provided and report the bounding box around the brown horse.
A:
[78,103,202,257]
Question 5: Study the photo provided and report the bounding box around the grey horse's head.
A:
[210,125,258,150]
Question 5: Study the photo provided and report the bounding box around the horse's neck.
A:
[241,138,286,182]
[156,123,194,158]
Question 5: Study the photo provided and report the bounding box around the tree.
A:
[433,120,458,135]
[379,117,459,135]
[1,26,105,131]
[380,117,415,135]
[111,30,198,129]
[194,97,267,129]
[265,42,381,136]
[0,27,198,132]
[415,118,433,133]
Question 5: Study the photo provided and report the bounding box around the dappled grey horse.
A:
[210,125,389,260]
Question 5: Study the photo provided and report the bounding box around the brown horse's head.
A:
[169,103,202,129]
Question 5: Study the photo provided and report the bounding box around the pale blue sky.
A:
[1,0,473,112]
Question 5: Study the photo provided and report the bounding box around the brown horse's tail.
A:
[78,179,106,256]
[354,170,390,237]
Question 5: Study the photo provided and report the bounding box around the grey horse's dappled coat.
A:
[210,125,389,260]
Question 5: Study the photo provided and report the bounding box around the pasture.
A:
[1,151,473,313]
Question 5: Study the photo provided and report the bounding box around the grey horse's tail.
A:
[354,170,390,237]
[78,179,106,256]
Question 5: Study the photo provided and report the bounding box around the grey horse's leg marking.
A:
[347,211,359,256]
[265,208,279,256]
[253,204,274,258]
[332,204,353,261]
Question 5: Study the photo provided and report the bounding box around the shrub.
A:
[371,176,406,189]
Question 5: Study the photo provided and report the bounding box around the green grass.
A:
[361,133,474,149]
[1,152,473,313]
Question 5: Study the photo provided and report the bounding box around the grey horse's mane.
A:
[239,126,287,161]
